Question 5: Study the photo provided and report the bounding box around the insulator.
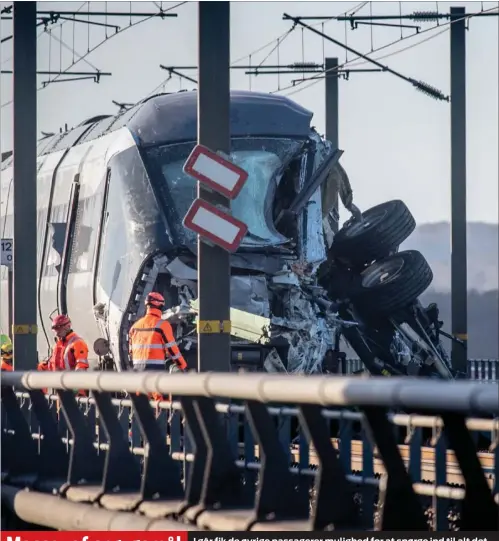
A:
[291,62,320,69]
[411,11,440,22]
[413,80,449,102]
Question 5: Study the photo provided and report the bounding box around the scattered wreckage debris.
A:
[160,132,457,379]
[137,195,457,380]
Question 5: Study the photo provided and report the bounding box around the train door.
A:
[38,144,91,357]
[64,135,112,365]
[93,152,129,365]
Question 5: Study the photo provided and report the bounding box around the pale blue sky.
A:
[1,1,498,225]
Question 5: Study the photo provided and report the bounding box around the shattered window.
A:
[47,222,67,274]
[145,138,303,247]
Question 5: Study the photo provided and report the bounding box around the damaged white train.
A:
[0,90,459,379]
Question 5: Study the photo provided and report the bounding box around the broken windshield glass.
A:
[145,137,303,247]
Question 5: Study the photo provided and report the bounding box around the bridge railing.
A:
[342,358,499,381]
[1,371,498,532]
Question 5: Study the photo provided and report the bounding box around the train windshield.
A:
[144,137,303,247]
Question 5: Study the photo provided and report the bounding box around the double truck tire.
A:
[352,250,433,314]
[331,199,416,267]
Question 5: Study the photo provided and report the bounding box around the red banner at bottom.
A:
[0,533,188,541]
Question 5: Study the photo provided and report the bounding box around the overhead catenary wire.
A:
[0,1,87,54]
[231,0,366,68]
[0,1,186,109]
[160,0,369,92]
[157,1,464,101]
[130,0,357,114]
[283,13,449,100]
[272,5,498,99]
[157,0,367,92]
[45,0,185,87]
[47,24,101,73]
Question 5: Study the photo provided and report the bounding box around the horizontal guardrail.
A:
[343,358,499,381]
[3,371,499,410]
[1,371,498,532]
[10,390,499,487]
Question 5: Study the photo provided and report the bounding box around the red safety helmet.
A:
[52,314,71,329]
[145,292,165,309]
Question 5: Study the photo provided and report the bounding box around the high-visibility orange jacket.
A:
[37,331,89,372]
[128,307,187,370]
[1,359,13,371]
[36,331,89,397]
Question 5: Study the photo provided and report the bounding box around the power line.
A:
[1,9,178,19]
[1,69,111,76]
[47,25,101,73]
[273,6,498,99]
[283,13,449,101]
[281,8,499,22]
[230,0,368,67]
[1,2,87,66]
[43,1,185,88]
[0,1,186,109]
[164,1,361,90]
[230,0,369,72]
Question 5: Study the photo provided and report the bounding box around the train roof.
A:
[1,90,314,171]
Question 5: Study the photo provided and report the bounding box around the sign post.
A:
[13,2,38,370]
[1,238,13,340]
[182,146,250,367]
[191,2,233,373]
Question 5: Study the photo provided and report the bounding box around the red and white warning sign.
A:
[183,198,248,252]
[183,144,248,200]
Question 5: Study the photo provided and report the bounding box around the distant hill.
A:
[405,222,498,359]
[402,222,498,292]
[419,289,498,359]
[341,222,498,360]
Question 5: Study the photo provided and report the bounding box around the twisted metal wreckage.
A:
[0,90,457,379]
[152,132,456,380]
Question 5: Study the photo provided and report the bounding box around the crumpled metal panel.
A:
[301,132,328,267]
[390,331,413,366]
[271,287,318,332]
[286,318,334,374]
[231,276,271,317]
[303,187,327,267]
[157,129,348,375]
[166,257,198,281]
[264,348,288,373]
[267,268,339,374]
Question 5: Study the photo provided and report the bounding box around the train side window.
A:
[96,165,127,305]
[44,203,69,277]
[46,222,67,274]
[43,162,75,278]
[93,168,111,304]
[70,183,106,274]
[58,181,81,314]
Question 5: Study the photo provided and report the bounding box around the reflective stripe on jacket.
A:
[44,331,89,371]
[128,307,187,370]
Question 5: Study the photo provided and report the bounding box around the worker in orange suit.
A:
[1,343,13,372]
[37,314,89,396]
[129,292,187,402]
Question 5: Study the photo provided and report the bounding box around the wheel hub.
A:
[361,257,404,288]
